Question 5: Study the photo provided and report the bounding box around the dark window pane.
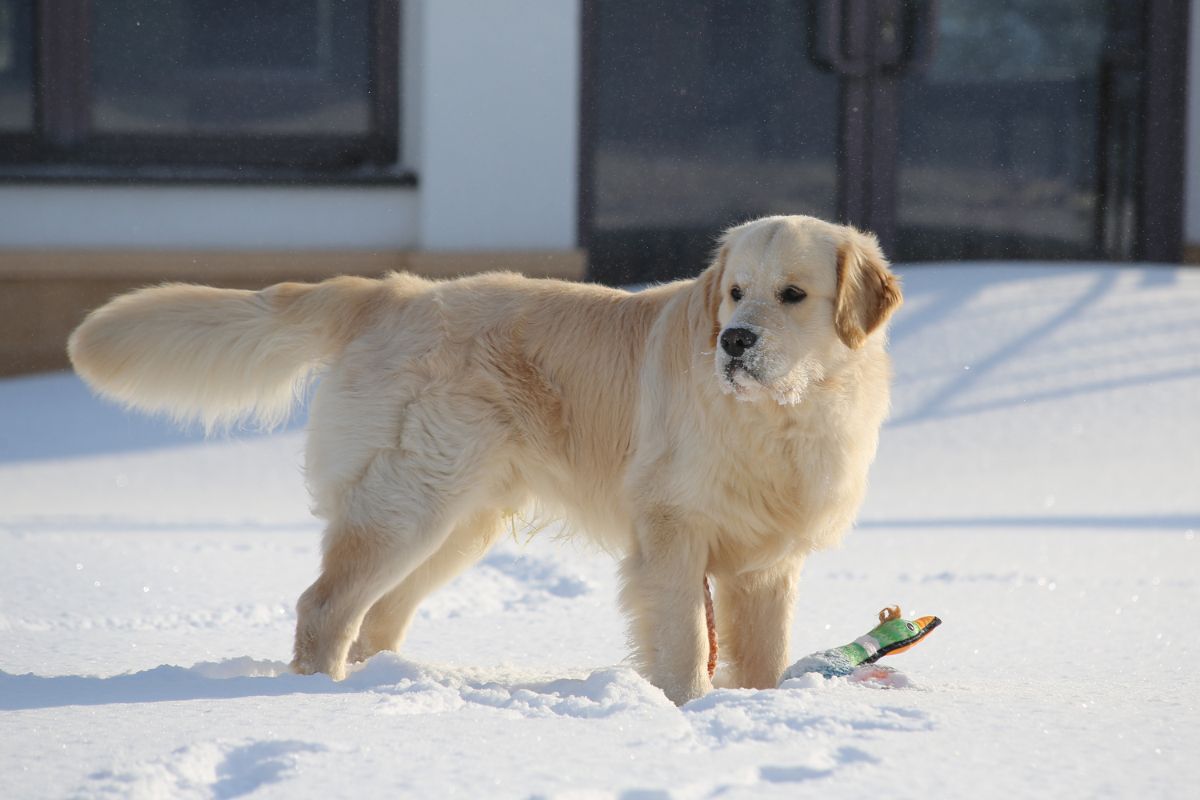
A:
[895,0,1144,260]
[589,0,838,283]
[0,0,34,132]
[91,0,372,136]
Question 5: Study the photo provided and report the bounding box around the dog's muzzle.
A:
[722,356,764,388]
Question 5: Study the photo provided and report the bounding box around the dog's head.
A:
[696,215,901,405]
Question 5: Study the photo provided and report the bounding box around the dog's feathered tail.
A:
[68,274,400,432]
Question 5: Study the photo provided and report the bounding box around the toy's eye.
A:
[730,286,743,302]
[779,286,807,304]
[906,623,916,632]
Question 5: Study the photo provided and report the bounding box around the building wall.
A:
[0,186,421,250]
[0,0,582,253]
[0,0,1193,254]
[416,0,580,250]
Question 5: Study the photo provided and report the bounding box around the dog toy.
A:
[778,606,941,682]
[704,576,718,678]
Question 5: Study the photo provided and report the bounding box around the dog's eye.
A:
[730,286,743,302]
[779,286,807,304]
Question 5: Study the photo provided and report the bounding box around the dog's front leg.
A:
[619,513,712,705]
[712,559,803,689]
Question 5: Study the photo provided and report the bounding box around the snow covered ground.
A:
[1,263,1198,799]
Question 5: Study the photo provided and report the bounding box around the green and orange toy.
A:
[779,606,942,682]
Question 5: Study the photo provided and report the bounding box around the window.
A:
[0,0,405,182]
[0,0,33,134]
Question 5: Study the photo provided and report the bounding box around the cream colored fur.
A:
[68,215,901,705]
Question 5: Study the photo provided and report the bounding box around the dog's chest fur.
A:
[631,381,875,574]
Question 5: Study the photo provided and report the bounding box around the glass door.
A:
[893,0,1155,262]
[581,0,1187,282]
[582,0,842,284]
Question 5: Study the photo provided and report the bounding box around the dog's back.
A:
[298,271,683,546]
[70,269,683,545]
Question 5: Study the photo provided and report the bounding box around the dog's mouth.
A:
[719,355,813,407]
[721,359,764,397]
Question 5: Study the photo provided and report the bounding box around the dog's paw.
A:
[291,631,349,680]
[289,655,347,681]
[289,656,316,676]
[347,638,383,665]
[658,674,714,706]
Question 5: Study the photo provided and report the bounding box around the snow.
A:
[2,262,1198,799]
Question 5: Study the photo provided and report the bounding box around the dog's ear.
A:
[834,229,902,349]
[697,245,728,348]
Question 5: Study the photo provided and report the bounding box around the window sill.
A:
[0,163,419,187]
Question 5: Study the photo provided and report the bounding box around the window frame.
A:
[0,0,411,185]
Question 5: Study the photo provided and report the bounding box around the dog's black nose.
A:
[720,327,758,358]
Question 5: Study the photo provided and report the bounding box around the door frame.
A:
[1138,0,1189,262]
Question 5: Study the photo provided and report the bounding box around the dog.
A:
[68,215,901,705]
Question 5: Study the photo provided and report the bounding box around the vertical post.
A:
[1136,0,1188,263]
[578,0,598,272]
[835,0,909,254]
[835,0,873,228]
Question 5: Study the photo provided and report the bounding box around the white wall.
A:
[0,185,420,250]
[415,0,580,250]
[1187,0,1200,247]
[4,0,1186,252]
[0,0,582,252]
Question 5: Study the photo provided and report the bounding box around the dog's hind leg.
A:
[347,508,504,664]
[292,399,511,680]
[291,520,414,680]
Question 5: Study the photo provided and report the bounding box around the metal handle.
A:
[810,0,874,78]
[878,0,939,77]
[809,0,938,78]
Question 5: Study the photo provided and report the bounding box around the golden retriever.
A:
[68,214,901,704]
